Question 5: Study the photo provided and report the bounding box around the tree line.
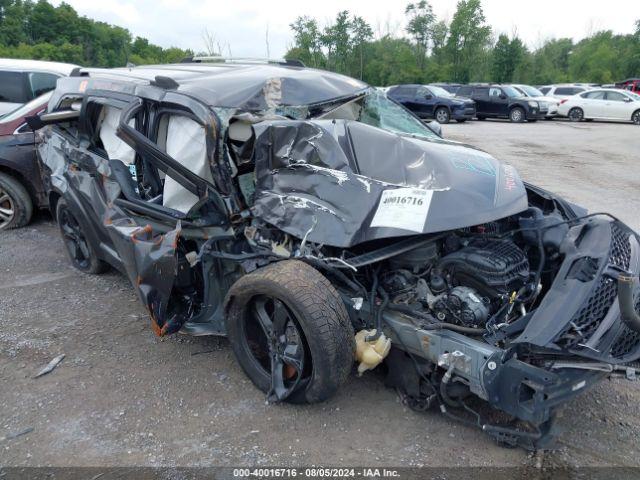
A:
[285,0,640,86]
[0,0,192,66]
[0,0,638,87]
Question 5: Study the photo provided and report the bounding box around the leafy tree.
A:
[491,34,526,82]
[288,16,323,68]
[405,0,435,70]
[351,15,373,79]
[0,0,191,66]
[445,0,492,82]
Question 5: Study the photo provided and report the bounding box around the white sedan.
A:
[558,88,640,124]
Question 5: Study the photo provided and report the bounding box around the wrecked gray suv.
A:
[32,61,640,449]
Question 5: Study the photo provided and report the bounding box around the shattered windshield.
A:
[319,89,439,140]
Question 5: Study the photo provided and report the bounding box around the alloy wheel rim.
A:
[0,188,15,230]
[59,208,91,268]
[436,110,448,123]
[512,110,522,121]
[243,295,308,402]
[633,112,640,125]
[570,109,583,121]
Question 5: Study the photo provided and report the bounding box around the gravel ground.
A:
[1,119,639,469]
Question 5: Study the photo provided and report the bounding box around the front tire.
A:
[225,260,355,404]
[435,107,450,124]
[0,172,33,231]
[568,107,584,122]
[56,198,107,274]
[509,107,525,123]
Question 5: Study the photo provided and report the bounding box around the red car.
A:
[0,91,51,230]
[616,78,640,94]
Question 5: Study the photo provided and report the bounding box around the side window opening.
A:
[52,95,83,140]
[28,72,59,98]
[0,71,29,103]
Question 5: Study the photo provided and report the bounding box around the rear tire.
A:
[509,107,525,123]
[435,107,450,124]
[476,115,486,121]
[568,107,584,122]
[225,260,355,404]
[455,119,467,123]
[0,172,33,231]
[632,110,640,125]
[56,198,107,274]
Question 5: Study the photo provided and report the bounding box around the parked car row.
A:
[387,81,640,126]
[388,83,557,123]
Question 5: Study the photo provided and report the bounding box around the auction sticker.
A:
[370,187,433,232]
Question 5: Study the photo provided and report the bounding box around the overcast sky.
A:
[51,0,637,58]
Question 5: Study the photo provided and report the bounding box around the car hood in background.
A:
[251,119,528,248]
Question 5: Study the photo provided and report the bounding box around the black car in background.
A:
[0,92,51,230]
[387,84,475,124]
[456,84,547,122]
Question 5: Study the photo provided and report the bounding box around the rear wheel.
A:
[568,107,584,122]
[435,107,450,124]
[225,260,355,404]
[56,198,107,274]
[509,107,525,123]
[0,172,33,231]
[476,115,486,121]
[632,110,640,125]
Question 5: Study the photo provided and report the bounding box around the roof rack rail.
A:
[179,56,305,68]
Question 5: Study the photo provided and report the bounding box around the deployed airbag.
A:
[99,106,136,165]
[162,115,213,213]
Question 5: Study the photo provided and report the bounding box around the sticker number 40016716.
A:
[370,187,434,233]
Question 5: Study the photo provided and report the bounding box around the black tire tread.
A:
[225,260,355,403]
[0,172,33,230]
[56,198,108,274]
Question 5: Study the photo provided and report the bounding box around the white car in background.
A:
[0,59,78,115]
[511,84,560,119]
[558,88,640,124]
[538,84,593,100]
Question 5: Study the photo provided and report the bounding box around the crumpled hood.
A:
[251,119,528,248]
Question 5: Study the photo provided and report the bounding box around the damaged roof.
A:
[64,62,369,110]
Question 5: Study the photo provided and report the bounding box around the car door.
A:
[488,87,508,116]
[389,86,421,116]
[580,90,606,118]
[472,87,490,115]
[603,91,632,120]
[415,86,435,118]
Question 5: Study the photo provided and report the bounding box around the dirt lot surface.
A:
[1,119,640,469]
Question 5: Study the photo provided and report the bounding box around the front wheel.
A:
[632,110,640,125]
[568,107,584,122]
[225,260,355,404]
[56,199,107,274]
[435,107,451,124]
[509,107,525,123]
[0,172,33,231]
